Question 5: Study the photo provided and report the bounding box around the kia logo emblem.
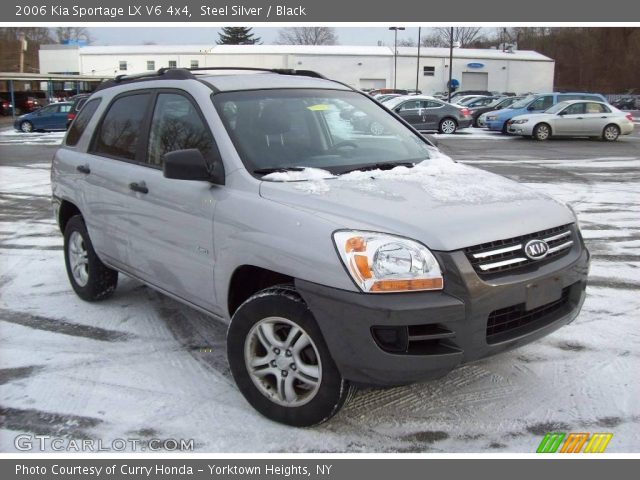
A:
[524,239,549,260]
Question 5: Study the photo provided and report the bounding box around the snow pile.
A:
[262,168,335,182]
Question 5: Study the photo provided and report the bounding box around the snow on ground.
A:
[0,129,65,146]
[1,150,639,453]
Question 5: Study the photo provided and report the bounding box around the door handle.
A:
[76,165,90,174]
[601,116,607,118]
[576,117,583,120]
[129,182,148,194]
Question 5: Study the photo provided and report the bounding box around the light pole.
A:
[447,27,454,102]
[389,27,405,90]
[415,26,421,92]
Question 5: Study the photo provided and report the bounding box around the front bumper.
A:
[486,119,506,131]
[296,234,589,386]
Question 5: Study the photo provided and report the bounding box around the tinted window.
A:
[67,98,101,146]
[147,93,215,167]
[423,101,443,108]
[562,103,586,115]
[93,93,150,160]
[399,100,420,111]
[530,95,554,110]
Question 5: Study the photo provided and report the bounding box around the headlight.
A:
[333,231,443,293]
[511,119,529,124]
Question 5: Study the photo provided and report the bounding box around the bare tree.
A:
[276,27,338,45]
[55,27,92,44]
[422,27,483,47]
[397,38,417,47]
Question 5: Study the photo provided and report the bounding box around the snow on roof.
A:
[66,44,552,61]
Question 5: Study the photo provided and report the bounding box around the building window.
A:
[147,61,155,71]
[190,60,199,68]
[168,60,177,69]
[423,66,435,76]
[119,61,127,71]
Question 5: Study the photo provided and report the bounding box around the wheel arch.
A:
[58,199,82,234]
[227,265,294,318]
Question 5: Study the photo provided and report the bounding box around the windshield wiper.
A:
[339,162,415,175]
[253,167,306,176]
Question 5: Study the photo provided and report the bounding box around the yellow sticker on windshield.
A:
[307,104,330,111]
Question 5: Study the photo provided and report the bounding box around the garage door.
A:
[462,72,488,90]
[360,78,386,89]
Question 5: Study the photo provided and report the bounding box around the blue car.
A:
[14,102,73,133]
[485,92,607,133]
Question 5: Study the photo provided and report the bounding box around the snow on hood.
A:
[259,156,575,251]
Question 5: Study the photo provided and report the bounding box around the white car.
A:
[452,95,488,105]
[507,100,635,141]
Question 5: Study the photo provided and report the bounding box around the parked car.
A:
[384,95,472,133]
[1,97,14,116]
[374,93,402,103]
[14,101,73,132]
[51,68,589,427]
[449,90,493,102]
[507,100,634,141]
[611,96,638,111]
[485,92,608,133]
[368,88,409,96]
[470,96,524,127]
[452,95,489,105]
[8,91,48,114]
[66,93,92,128]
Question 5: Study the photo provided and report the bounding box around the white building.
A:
[39,44,555,95]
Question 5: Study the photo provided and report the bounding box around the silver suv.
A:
[51,68,590,427]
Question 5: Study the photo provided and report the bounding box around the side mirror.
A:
[162,149,225,185]
[527,105,536,111]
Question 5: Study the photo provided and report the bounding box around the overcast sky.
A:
[88,27,425,46]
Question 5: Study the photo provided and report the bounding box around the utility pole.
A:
[415,26,421,92]
[389,27,405,90]
[447,27,454,102]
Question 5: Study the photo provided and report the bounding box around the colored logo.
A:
[467,62,485,68]
[536,432,613,453]
[524,239,549,260]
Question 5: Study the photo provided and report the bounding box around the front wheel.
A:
[439,118,457,134]
[227,285,353,426]
[64,215,118,301]
[20,121,33,133]
[533,123,551,141]
[602,124,620,142]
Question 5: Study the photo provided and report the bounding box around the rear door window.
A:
[92,93,151,161]
[530,95,554,110]
[66,98,101,146]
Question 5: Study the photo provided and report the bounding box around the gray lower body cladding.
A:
[295,237,590,387]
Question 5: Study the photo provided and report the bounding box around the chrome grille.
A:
[464,224,574,276]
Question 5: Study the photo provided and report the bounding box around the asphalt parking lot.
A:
[0,128,639,452]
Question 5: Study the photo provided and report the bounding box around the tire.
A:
[602,124,620,142]
[20,121,33,133]
[501,122,509,134]
[64,215,118,302]
[533,123,551,141]
[438,118,457,134]
[227,285,354,427]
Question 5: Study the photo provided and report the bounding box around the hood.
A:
[259,159,574,252]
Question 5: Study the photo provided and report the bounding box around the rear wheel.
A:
[602,124,620,142]
[20,121,33,133]
[64,215,118,301]
[227,285,353,426]
[439,118,457,134]
[533,123,551,141]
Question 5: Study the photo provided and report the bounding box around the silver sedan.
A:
[507,100,635,141]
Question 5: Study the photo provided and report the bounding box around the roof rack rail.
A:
[186,67,326,79]
[94,67,328,91]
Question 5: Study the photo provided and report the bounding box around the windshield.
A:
[509,95,537,109]
[213,89,436,175]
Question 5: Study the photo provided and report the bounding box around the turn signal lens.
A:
[333,231,444,293]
